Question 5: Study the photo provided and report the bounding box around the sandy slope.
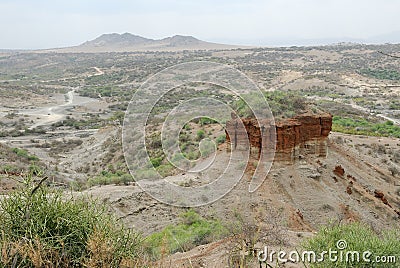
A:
[78,132,399,266]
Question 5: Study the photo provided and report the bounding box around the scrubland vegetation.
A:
[0,43,399,267]
[0,175,143,267]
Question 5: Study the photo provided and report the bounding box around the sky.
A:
[1,0,399,49]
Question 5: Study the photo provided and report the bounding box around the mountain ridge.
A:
[80,33,154,47]
[48,32,243,52]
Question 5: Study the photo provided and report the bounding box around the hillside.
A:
[44,33,243,52]
[81,131,400,266]
[0,43,399,267]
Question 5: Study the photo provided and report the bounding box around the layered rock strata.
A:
[225,112,332,162]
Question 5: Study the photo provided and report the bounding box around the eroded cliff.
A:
[226,112,333,162]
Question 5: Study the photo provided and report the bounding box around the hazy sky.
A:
[1,0,399,49]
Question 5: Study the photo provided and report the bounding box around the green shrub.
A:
[303,222,400,267]
[360,68,400,81]
[196,129,205,141]
[389,100,400,110]
[172,153,185,163]
[185,150,200,160]
[12,147,39,161]
[216,134,226,145]
[28,164,43,176]
[233,91,308,119]
[119,173,134,185]
[156,164,175,177]
[199,117,217,126]
[1,164,19,173]
[0,176,142,267]
[150,156,163,168]
[333,116,400,138]
[199,138,215,157]
[144,209,227,259]
[109,111,125,125]
[88,171,133,187]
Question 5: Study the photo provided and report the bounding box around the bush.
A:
[332,116,400,138]
[150,156,163,168]
[303,222,400,267]
[199,138,215,158]
[12,147,39,161]
[156,164,175,177]
[1,164,19,173]
[216,134,226,145]
[360,68,400,81]
[233,91,309,119]
[0,176,143,267]
[144,209,227,258]
[196,130,205,141]
[199,117,217,126]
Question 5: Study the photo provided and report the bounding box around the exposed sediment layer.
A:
[226,112,333,162]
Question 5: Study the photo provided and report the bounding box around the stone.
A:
[225,112,332,162]
[374,190,384,199]
[346,186,353,195]
[333,165,345,177]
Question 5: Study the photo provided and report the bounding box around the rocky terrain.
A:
[0,41,399,267]
[80,131,400,267]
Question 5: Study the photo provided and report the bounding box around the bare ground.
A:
[75,131,400,267]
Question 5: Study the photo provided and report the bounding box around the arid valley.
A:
[0,33,400,267]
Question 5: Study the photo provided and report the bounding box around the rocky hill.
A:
[45,33,243,52]
[80,33,153,47]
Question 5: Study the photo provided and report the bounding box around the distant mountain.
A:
[48,33,243,53]
[158,35,200,46]
[80,33,153,47]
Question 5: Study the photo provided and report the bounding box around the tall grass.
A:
[144,209,227,259]
[0,175,143,267]
[303,222,400,267]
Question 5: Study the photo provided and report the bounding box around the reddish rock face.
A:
[373,190,393,208]
[226,112,332,162]
[333,165,345,177]
[374,190,384,199]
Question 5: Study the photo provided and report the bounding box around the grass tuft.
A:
[0,174,143,267]
[303,222,400,267]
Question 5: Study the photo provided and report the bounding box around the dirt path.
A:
[21,91,74,129]
[92,67,104,76]
[19,90,98,129]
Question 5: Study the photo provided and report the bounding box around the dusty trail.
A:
[92,67,104,76]
[18,90,98,129]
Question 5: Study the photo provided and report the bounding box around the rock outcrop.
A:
[225,112,332,162]
[333,165,345,177]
